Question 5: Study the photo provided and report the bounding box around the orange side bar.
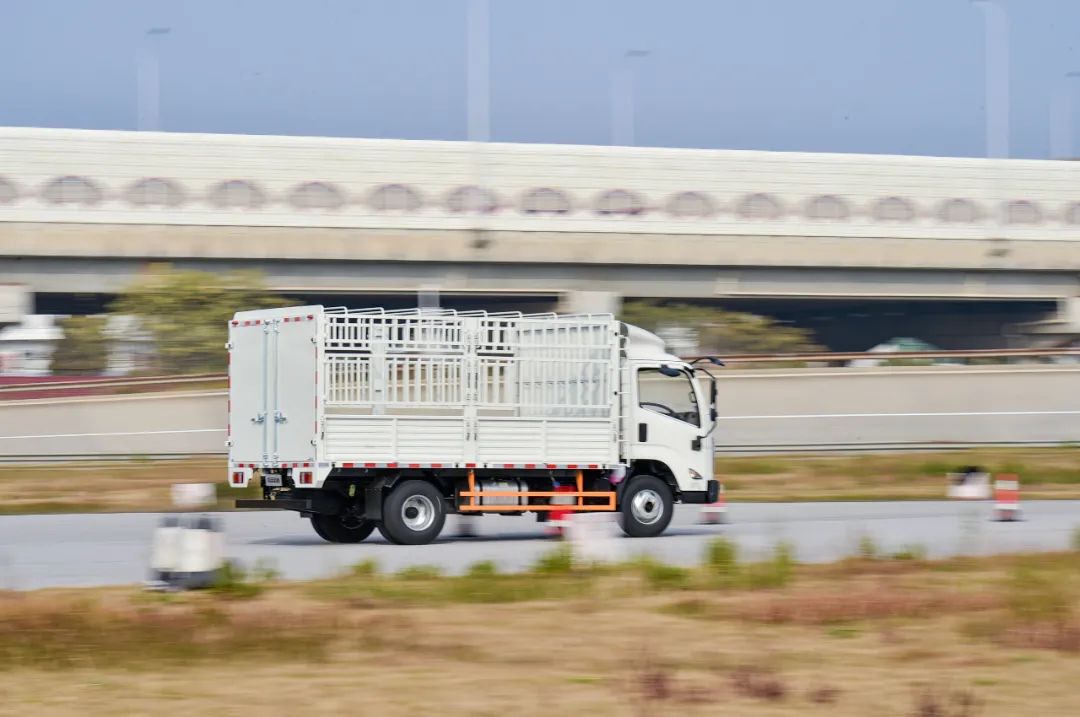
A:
[457,489,616,512]
[460,504,615,512]
[576,469,584,507]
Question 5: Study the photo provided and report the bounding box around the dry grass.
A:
[719,446,1080,501]
[4,446,1080,515]
[2,551,1080,716]
[0,458,257,514]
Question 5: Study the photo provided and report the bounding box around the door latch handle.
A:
[252,413,266,424]
[274,411,287,424]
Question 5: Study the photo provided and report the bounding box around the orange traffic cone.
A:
[700,484,727,525]
[993,474,1021,522]
[547,484,576,537]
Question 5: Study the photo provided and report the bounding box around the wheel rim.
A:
[631,488,664,525]
[401,494,436,532]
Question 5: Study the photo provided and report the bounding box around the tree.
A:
[110,266,290,374]
[620,301,822,355]
[50,315,109,375]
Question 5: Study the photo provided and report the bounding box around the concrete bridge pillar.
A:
[558,291,621,316]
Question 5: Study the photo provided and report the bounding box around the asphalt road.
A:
[2,501,1078,590]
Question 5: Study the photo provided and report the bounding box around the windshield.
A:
[637,367,700,426]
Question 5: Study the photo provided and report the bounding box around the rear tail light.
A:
[231,471,246,485]
[298,471,314,485]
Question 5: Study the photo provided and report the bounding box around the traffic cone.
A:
[700,483,727,525]
[993,474,1021,522]
[547,484,576,538]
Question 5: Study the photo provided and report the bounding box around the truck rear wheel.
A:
[310,513,376,543]
[380,480,446,545]
[619,475,673,538]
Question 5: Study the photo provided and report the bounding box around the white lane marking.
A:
[0,429,226,440]
[717,410,1080,420]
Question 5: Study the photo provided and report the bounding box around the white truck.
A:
[228,306,721,544]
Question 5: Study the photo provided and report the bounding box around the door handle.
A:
[638,423,648,442]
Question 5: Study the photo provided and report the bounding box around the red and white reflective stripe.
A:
[230,314,314,327]
[493,462,604,469]
[537,463,603,469]
[338,461,444,469]
[333,461,611,470]
[237,462,313,469]
[340,462,398,469]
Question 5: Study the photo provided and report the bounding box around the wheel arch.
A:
[624,459,679,500]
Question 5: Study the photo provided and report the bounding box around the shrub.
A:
[349,559,380,578]
[209,560,263,600]
[396,564,443,581]
[639,559,692,590]
[891,544,928,561]
[466,560,499,578]
[744,542,795,590]
[532,546,574,575]
[857,534,879,560]
[250,558,281,583]
[704,537,739,585]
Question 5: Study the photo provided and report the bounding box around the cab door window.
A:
[637,368,700,427]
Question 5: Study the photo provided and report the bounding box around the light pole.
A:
[466,0,490,144]
[137,27,171,131]
[1050,71,1080,159]
[611,49,650,147]
[971,1,1009,158]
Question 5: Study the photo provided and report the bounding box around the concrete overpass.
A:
[2,128,1079,346]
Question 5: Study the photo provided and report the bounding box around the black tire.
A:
[619,475,674,538]
[310,512,376,543]
[380,480,446,545]
[376,523,401,545]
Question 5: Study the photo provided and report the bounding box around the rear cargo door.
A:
[228,307,321,465]
[228,318,270,464]
[273,313,319,463]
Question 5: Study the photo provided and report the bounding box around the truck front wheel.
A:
[380,480,446,545]
[619,475,674,538]
[310,513,376,543]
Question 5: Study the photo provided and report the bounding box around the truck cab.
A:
[621,325,719,535]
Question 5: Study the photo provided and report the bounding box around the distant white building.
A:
[0,314,62,376]
[0,314,155,377]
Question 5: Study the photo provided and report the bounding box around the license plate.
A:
[263,474,282,487]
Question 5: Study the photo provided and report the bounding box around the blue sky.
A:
[1,0,1077,158]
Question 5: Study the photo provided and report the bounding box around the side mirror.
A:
[658,365,682,377]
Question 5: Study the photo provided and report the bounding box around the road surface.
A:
[1,501,1078,590]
